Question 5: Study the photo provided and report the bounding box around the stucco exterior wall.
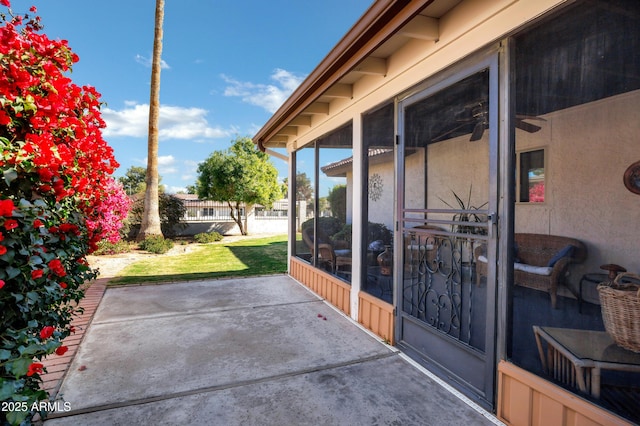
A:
[426,134,490,214]
[403,150,425,218]
[515,90,640,277]
[368,162,395,230]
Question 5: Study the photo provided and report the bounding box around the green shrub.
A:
[367,222,392,245]
[128,192,187,238]
[93,240,132,255]
[194,232,223,243]
[301,217,344,236]
[139,235,174,254]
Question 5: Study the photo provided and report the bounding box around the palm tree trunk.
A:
[137,0,164,241]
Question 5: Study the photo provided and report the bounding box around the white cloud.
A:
[135,54,170,69]
[142,155,178,175]
[102,103,233,141]
[183,160,200,168]
[166,185,188,194]
[157,155,175,166]
[182,160,200,181]
[222,68,306,113]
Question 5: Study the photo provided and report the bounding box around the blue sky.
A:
[23,0,373,193]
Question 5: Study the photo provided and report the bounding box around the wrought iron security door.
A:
[396,56,498,408]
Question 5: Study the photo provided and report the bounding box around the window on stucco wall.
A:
[517,148,545,203]
[510,1,640,423]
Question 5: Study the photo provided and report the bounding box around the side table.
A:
[578,264,628,313]
[533,326,640,398]
[578,273,608,313]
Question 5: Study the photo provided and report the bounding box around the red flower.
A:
[33,219,44,227]
[0,245,6,256]
[38,168,54,182]
[40,326,54,339]
[4,219,18,230]
[55,345,68,356]
[48,258,66,277]
[59,223,79,235]
[31,269,43,280]
[0,280,5,289]
[0,232,3,242]
[59,282,67,289]
[0,1,9,10]
[0,199,15,217]
[27,362,44,377]
[0,109,10,126]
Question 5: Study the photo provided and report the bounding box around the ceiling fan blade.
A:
[431,122,470,142]
[515,114,547,122]
[515,119,542,133]
[469,122,485,141]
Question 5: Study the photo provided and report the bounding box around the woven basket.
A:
[598,273,640,353]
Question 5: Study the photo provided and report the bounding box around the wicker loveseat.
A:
[475,233,587,308]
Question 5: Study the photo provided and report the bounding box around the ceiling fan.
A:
[431,101,546,142]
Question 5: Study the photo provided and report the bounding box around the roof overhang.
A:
[253,0,445,151]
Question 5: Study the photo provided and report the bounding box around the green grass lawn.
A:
[108,234,288,285]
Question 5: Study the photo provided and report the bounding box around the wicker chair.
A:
[302,227,351,274]
[475,233,587,308]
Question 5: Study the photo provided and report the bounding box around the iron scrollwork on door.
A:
[403,229,483,349]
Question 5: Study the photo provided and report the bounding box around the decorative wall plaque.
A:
[368,173,383,201]
[623,160,640,195]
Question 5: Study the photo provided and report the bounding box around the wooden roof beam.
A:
[278,126,298,136]
[303,102,330,115]
[290,116,312,126]
[253,0,434,150]
[399,15,439,41]
[323,83,353,99]
[270,135,289,144]
[265,148,289,162]
[352,57,387,76]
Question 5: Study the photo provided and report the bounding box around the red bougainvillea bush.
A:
[0,2,126,424]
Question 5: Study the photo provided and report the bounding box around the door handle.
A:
[488,212,498,225]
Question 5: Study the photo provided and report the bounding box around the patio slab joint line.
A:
[45,351,398,420]
[91,299,324,326]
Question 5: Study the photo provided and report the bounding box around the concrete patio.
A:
[44,275,503,425]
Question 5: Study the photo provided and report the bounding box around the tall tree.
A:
[197,136,282,235]
[118,166,147,195]
[295,172,313,202]
[137,0,165,240]
[295,172,314,219]
[327,184,347,223]
[118,166,163,195]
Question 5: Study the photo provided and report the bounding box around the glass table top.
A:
[542,327,640,366]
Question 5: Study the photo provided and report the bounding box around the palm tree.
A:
[137,0,164,240]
